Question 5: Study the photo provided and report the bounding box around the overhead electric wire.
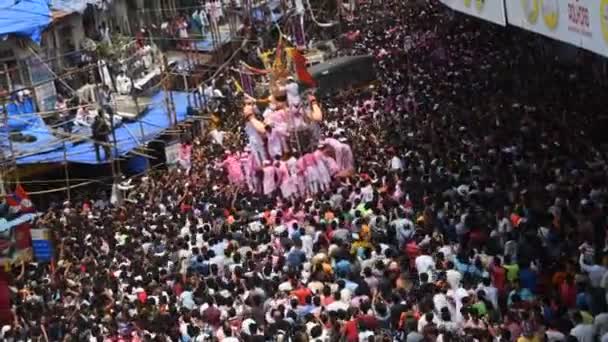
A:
[0,0,272,189]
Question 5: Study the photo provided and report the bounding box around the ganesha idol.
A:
[221,80,354,198]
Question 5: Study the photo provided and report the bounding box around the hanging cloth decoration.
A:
[240,67,255,95]
[271,35,290,83]
[292,14,306,49]
[273,35,284,71]
[306,0,337,27]
[232,77,245,95]
[240,61,272,75]
[259,49,275,70]
[345,0,355,21]
[294,0,304,14]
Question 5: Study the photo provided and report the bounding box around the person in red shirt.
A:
[559,274,577,308]
[405,240,420,270]
[342,309,360,342]
[357,301,379,331]
[490,257,506,295]
[291,284,312,305]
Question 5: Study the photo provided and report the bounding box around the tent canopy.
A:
[0,0,51,44]
[14,91,195,165]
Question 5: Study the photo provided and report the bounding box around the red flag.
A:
[289,49,316,87]
[6,184,27,207]
[7,185,32,213]
[14,185,27,201]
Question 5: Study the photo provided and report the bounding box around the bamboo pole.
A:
[99,62,121,177]
[92,64,117,180]
[161,55,175,125]
[62,140,71,201]
[2,101,18,186]
[183,73,191,108]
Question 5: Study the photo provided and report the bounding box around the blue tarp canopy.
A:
[0,0,51,44]
[13,91,194,165]
[4,97,37,131]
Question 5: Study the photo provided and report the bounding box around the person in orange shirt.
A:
[291,284,312,305]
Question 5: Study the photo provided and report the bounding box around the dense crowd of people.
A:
[6,0,608,341]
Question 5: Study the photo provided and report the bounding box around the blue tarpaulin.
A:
[14,91,194,165]
[4,97,37,131]
[0,0,51,44]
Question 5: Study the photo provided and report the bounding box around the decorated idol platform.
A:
[220,41,354,199]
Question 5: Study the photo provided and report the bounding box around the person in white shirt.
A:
[415,248,435,280]
[390,154,403,171]
[596,312,608,339]
[361,181,374,204]
[477,277,498,309]
[326,291,349,312]
[392,212,415,248]
[116,72,132,95]
[75,105,94,127]
[417,312,439,333]
[570,311,596,342]
[545,322,566,342]
[579,254,607,288]
[433,291,448,313]
[445,261,462,290]
[447,287,469,323]
[300,229,314,258]
[279,77,301,108]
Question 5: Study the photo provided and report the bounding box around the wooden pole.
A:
[99,62,121,178]
[92,62,117,180]
[2,101,17,186]
[62,140,71,201]
[183,73,191,109]
[1,101,10,194]
[162,55,173,124]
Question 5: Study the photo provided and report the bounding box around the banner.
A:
[506,0,608,57]
[165,141,181,165]
[31,228,53,262]
[440,0,507,26]
[27,56,57,113]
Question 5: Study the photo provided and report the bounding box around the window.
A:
[0,47,23,92]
